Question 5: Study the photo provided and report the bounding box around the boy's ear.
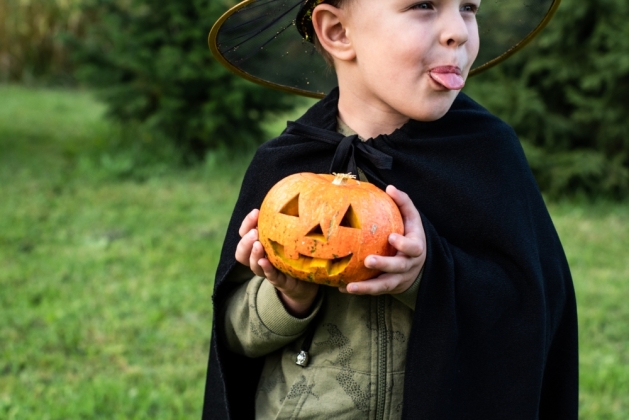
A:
[312,4,356,62]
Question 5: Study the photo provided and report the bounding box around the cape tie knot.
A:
[285,122,393,178]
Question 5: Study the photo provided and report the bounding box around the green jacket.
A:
[222,272,420,419]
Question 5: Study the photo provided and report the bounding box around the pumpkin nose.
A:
[306,224,327,242]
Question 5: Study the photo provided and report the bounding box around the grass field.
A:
[1,85,628,419]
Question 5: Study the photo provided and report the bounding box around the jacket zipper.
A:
[375,295,387,419]
[358,167,387,419]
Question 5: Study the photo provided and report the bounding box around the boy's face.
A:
[339,0,481,122]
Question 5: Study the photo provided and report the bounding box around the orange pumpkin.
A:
[257,173,404,286]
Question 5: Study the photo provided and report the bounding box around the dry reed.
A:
[0,0,86,83]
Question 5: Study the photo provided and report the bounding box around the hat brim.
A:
[209,0,561,99]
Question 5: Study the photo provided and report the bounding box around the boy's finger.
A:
[258,258,285,286]
[249,242,267,276]
[235,229,258,264]
[386,185,423,233]
[238,209,260,237]
[251,240,266,259]
[366,255,414,274]
[345,275,404,295]
[388,233,424,258]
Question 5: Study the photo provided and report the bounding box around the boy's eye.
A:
[460,4,478,13]
[410,2,433,10]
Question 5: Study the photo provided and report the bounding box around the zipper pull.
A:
[296,321,317,368]
[296,350,310,367]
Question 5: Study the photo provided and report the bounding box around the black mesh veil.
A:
[209,0,561,98]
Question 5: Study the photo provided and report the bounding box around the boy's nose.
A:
[439,10,469,48]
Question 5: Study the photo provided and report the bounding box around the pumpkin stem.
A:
[332,173,356,185]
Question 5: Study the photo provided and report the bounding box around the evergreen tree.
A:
[466,0,629,198]
[72,0,296,159]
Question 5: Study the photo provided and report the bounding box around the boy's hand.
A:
[235,209,319,317]
[339,185,426,296]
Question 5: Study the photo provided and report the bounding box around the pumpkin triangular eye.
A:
[339,204,361,229]
[279,194,300,217]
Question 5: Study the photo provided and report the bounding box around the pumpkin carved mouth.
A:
[269,240,353,276]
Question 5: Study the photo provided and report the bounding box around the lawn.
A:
[0,85,627,419]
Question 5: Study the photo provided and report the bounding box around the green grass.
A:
[549,201,629,418]
[0,85,247,418]
[1,85,628,419]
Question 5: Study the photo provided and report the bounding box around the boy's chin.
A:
[408,95,458,122]
[412,109,449,122]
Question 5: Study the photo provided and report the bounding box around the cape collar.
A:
[293,87,409,142]
[286,88,406,178]
[291,87,471,143]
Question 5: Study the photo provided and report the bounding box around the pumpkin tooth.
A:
[326,254,353,276]
[309,258,328,269]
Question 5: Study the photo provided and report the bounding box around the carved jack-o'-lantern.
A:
[258,173,404,286]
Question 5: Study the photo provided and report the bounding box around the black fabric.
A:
[284,122,394,176]
[201,88,578,419]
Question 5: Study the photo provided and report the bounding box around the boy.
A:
[203,0,577,419]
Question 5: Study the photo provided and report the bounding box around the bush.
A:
[466,0,629,199]
[70,0,297,160]
[0,0,85,84]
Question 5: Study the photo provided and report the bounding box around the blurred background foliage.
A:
[66,0,298,161]
[0,0,85,85]
[2,0,298,162]
[1,0,629,198]
[466,0,629,199]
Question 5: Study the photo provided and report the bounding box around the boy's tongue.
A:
[429,69,465,90]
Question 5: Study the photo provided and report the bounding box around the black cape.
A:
[202,89,578,419]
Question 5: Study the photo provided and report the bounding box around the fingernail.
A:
[348,284,357,293]
[367,257,376,267]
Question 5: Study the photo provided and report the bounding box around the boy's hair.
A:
[312,0,349,68]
